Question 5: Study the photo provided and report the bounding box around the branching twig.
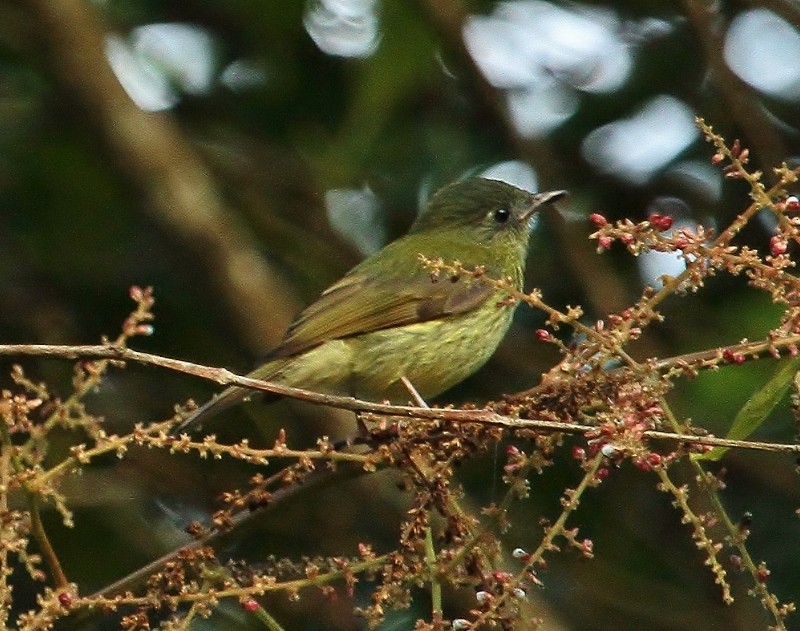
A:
[0,344,797,455]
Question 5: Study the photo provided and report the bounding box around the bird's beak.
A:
[520,190,568,223]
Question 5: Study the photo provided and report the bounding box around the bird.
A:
[174,177,566,434]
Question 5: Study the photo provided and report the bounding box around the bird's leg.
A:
[355,414,369,439]
[400,375,429,409]
[399,375,444,618]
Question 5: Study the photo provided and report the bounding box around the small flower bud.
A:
[722,348,746,364]
[648,213,674,232]
[589,213,607,227]
[770,235,788,256]
[535,329,551,342]
[597,235,613,250]
[242,598,259,612]
[512,587,527,599]
[633,456,650,472]
[475,590,491,604]
[506,445,521,458]
[512,547,527,559]
[647,453,663,468]
[452,619,472,630]
[785,195,800,213]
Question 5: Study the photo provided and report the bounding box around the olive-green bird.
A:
[175,177,565,433]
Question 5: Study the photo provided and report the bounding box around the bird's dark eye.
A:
[493,208,510,223]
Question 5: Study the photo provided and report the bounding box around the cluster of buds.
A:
[588,211,686,255]
[503,444,527,474]
[648,213,674,232]
[0,392,43,432]
[768,195,800,258]
[632,451,666,472]
[722,347,747,365]
[480,569,535,600]
[711,138,751,179]
[122,285,155,338]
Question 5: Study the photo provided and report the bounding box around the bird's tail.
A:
[172,385,253,435]
[172,355,289,435]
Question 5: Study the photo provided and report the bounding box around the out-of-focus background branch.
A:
[25,0,303,355]
[1,0,799,629]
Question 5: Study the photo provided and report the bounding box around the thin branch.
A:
[0,416,68,589]
[0,344,798,455]
[86,460,365,602]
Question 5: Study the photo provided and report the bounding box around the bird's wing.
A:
[266,263,498,359]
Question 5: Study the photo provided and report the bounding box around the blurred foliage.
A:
[0,0,799,629]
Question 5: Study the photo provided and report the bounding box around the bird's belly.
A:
[273,305,516,402]
[349,304,515,401]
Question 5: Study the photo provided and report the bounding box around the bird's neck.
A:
[411,229,528,289]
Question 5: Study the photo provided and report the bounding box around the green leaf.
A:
[696,357,800,462]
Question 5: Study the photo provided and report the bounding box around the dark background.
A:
[1,0,799,629]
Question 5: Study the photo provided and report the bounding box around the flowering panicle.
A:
[0,124,798,630]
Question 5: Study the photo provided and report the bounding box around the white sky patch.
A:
[637,219,698,287]
[479,160,538,193]
[106,23,217,111]
[581,95,698,184]
[724,9,800,102]
[463,0,635,136]
[325,184,386,256]
[304,0,380,58]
